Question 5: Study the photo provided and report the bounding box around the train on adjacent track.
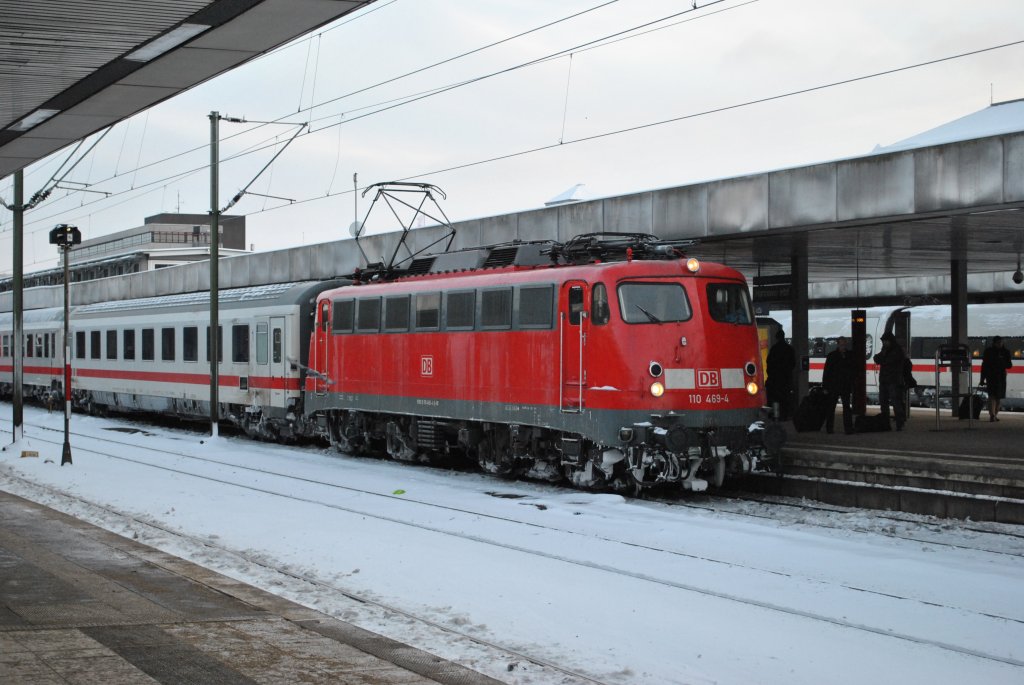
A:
[772,305,1024,410]
[0,234,784,493]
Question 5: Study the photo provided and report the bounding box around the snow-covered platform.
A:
[735,408,1024,522]
[0,490,500,685]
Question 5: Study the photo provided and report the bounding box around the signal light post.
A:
[49,223,81,466]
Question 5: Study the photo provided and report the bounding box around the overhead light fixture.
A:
[125,23,209,62]
[10,109,59,132]
[1013,255,1023,285]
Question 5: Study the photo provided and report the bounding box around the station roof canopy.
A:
[0,0,374,179]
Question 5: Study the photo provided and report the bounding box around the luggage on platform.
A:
[854,413,890,433]
[793,387,830,433]
[958,394,984,420]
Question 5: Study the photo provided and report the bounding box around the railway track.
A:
[12,416,1024,558]
[3,419,1024,671]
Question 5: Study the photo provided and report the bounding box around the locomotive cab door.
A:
[313,300,330,395]
[560,281,588,412]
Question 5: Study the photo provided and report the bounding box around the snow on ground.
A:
[2,406,1024,685]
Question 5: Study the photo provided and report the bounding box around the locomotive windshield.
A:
[617,283,692,324]
[706,283,753,325]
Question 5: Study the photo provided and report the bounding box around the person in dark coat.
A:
[980,336,1013,422]
[873,332,906,431]
[822,336,856,434]
[766,329,796,420]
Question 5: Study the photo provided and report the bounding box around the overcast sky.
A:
[3,0,1023,273]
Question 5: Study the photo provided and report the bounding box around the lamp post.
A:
[48,223,81,466]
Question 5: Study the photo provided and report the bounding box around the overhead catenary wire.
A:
[301,0,738,134]
[239,37,1024,219]
[15,34,1024,235]
[0,0,632,217]
[5,0,721,228]
[7,6,1021,252]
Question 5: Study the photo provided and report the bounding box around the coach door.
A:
[314,300,330,395]
[560,281,588,412]
[270,317,286,405]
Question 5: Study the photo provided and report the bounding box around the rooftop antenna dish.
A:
[348,220,363,239]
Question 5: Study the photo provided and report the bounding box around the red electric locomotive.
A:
[306,233,783,492]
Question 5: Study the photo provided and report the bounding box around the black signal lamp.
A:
[49,223,82,247]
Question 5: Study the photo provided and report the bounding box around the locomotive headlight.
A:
[649,361,664,378]
[685,257,701,273]
[746,381,759,395]
[744,361,757,376]
[650,381,665,397]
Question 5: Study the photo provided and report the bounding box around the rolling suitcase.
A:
[854,413,890,433]
[793,388,829,433]
[958,394,983,420]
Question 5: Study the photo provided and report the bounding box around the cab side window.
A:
[591,283,609,325]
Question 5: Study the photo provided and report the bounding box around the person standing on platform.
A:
[822,336,856,434]
[980,336,1012,422]
[873,332,907,431]
[766,329,796,420]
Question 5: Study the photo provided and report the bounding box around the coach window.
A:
[618,283,691,324]
[76,331,86,360]
[591,283,610,326]
[161,328,175,362]
[384,295,410,332]
[356,298,380,333]
[1,335,7,357]
[272,328,282,364]
[481,288,512,329]
[332,300,354,333]
[90,331,101,359]
[256,323,268,365]
[415,292,440,330]
[106,330,118,360]
[445,291,475,330]
[206,326,223,363]
[124,330,136,360]
[517,285,554,329]
[142,329,155,361]
[25,334,34,358]
[183,326,198,362]
[36,334,44,358]
[232,325,249,363]
[44,333,50,358]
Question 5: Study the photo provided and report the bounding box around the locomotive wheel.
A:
[630,473,644,498]
[713,457,725,488]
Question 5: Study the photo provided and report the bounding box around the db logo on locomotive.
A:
[697,369,720,388]
[420,355,434,377]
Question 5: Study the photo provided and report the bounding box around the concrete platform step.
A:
[782,446,1024,500]
[727,472,1024,524]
